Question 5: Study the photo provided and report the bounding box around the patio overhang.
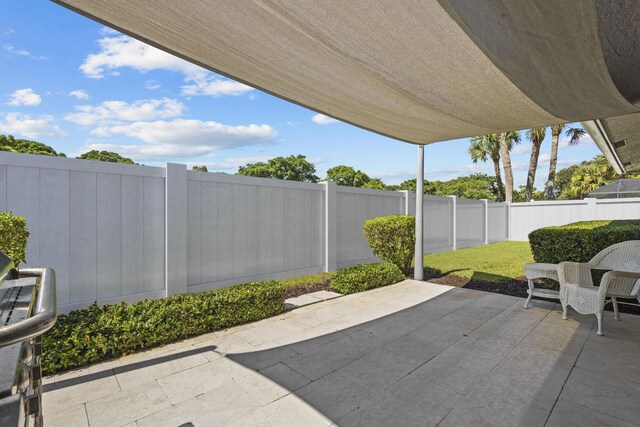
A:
[53,0,640,146]
[583,114,640,174]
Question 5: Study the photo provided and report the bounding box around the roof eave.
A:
[582,119,626,175]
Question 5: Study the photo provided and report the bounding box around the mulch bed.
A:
[417,269,640,316]
[282,280,332,299]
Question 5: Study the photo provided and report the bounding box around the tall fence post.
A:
[506,202,511,241]
[448,195,457,250]
[165,163,188,296]
[322,181,337,272]
[482,199,489,244]
[400,190,411,215]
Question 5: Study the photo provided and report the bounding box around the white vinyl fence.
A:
[1,152,638,311]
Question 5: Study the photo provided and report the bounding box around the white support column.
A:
[165,163,188,296]
[448,195,457,250]
[414,145,424,280]
[482,199,489,245]
[322,181,337,272]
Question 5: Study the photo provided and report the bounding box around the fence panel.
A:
[0,152,166,312]
[423,195,455,253]
[456,198,485,248]
[488,202,509,242]
[336,187,405,268]
[185,172,325,292]
[595,198,640,220]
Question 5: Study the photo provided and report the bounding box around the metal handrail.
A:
[0,268,57,348]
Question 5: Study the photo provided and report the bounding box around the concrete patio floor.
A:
[42,280,640,427]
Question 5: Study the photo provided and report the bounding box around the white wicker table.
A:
[523,263,560,308]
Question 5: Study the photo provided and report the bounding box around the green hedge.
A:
[43,281,285,375]
[363,215,415,273]
[528,220,640,264]
[331,262,405,295]
[0,212,29,267]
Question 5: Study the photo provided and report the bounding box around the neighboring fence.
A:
[508,197,640,241]
[2,152,638,311]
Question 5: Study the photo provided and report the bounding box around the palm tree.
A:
[497,131,521,203]
[469,134,505,201]
[524,126,547,201]
[544,124,586,199]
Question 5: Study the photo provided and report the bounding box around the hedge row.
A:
[528,220,640,264]
[43,281,285,374]
[331,262,405,295]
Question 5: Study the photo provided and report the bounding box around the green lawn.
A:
[423,241,533,282]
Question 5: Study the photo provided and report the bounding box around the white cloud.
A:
[2,28,15,37]
[76,142,215,160]
[99,27,119,36]
[81,33,254,99]
[181,76,253,97]
[80,34,202,79]
[3,44,47,60]
[510,143,531,155]
[68,90,90,100]
[145,80,161,90]
[0,112,66,138]
[7,88,41,106]
[65,98,184,126]
[311,114,339,125]
[95,119,277,150]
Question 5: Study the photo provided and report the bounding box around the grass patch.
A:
[422,241,533,282]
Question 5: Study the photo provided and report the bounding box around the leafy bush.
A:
[363,215,415,273]
[0,212,29,267]
[43,281,285,374]
[528,220,640,264]
[331,262,405,295]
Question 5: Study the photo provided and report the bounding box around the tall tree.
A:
[468,133,505,201]
[362,178,387,190]
[78,150,134,164]
[497,131,521,202]
[544,125,586,199]
[325,165,370,187]
[0,134,65,157]
[237,155,319,182]
[192,165,208,172]
[524,126,547,201]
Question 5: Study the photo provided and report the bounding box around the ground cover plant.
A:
[43,281,285,374]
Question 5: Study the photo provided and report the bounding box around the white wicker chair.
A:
[557,240,640,336]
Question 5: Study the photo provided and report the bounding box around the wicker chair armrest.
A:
[599,270,640,298]
[558,261,593,287]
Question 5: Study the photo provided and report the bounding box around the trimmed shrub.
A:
[0,212,29,267]
[528,220,640,264]
[43,281,285,375]
[331,262,405,295]
[363,215,415,273]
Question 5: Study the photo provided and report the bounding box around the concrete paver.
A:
[43,280,640,426]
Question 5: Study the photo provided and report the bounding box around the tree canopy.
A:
[325,165,370,187]
[77,150,135,164]
[0,134,66,157]
[192,165,208,172]
[237,154,319,182]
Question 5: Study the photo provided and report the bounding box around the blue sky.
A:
[1,1,602,187]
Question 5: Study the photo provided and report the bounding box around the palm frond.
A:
[565,127,586,145]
